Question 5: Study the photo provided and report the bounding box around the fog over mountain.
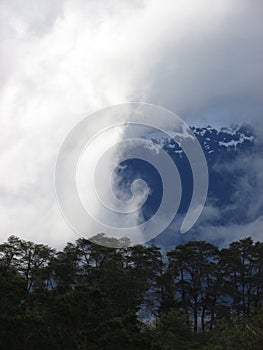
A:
[113,123,262,249]
[0,0,262,247]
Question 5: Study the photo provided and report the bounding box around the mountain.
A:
[117,124,261,249]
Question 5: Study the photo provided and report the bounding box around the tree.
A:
[146,309,194,350]
[166,241,219,332]
[1,234,263,349]
[219,237,263,318]
[201,308,263,350]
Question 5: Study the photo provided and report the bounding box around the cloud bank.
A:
[0,0,262,247]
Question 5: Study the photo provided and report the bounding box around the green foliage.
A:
[149,309,194,350]
[1,235,263,349]
[201,309,263,350]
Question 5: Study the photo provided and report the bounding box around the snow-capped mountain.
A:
[144,125,255,154]
[117,125,261,249]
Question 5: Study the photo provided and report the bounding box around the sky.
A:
[0,0,263,248]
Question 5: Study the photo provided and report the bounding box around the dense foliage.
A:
[1,234,263,349]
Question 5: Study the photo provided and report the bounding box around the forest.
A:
[1,234,263,350]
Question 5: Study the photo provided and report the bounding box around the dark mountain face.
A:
[116,125,260,249]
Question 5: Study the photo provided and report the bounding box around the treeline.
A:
[1,234,263,349]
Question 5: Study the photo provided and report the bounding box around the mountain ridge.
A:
[118,124,261,249]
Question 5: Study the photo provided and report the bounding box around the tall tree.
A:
[166,241,219,332]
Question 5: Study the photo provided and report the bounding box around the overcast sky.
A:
[0,0,263,247]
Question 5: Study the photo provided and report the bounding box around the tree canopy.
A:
[1,235,263,349]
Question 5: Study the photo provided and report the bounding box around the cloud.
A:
[212,152,263,223]
[0,0,262,247]
[191,151,263,246]
[197,216,263,248]
[147,0,263,126]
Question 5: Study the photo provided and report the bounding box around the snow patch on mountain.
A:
[143,125,255,154]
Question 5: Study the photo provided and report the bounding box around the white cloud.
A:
[197,216,263,248]
[0,0,262,247]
